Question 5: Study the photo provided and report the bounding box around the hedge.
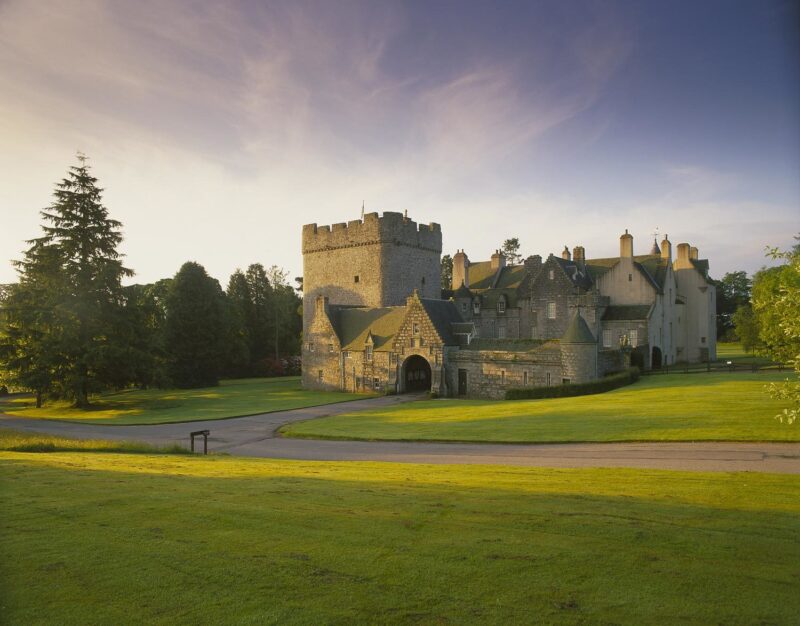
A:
[505,367,640,400]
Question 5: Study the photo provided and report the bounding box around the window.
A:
[629,330,638,347]
[549,269,554,280]
[390,352,396,364]
[421,277,426,286]
[328,343,334,353]
[498,325,506,339]
[473,299,481,314]
[365,345,373,361]
[343,351,350,359]
[309,342,315,352]
[354,275,360,283]
[523,371,528,386]
[373,377,380,390]
[497,298,506,314]
[562,378,571,385]
[412,322,420,335]
[603,330,612,348]
[628,273,633,282]
[531,327,538,340]
[419,337,426,347]
[546,372,552,387]
[317,370,323,382]
[501,370,505,384]
[547,302,556,319]
[461,302,467,313]
[410,337,416,348]
[701,336,706,344]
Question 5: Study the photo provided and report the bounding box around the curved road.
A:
[2,395,799,473]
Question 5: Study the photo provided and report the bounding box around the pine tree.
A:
[0,155,132,407]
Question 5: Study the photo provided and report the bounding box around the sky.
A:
[1,0,798,287]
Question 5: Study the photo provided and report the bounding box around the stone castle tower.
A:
[301,211,442,333]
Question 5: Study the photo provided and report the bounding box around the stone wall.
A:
[560,343,597,384]
[447,345,562,399]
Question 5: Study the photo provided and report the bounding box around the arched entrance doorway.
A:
[402,355,432,392]
[651,346,662,370]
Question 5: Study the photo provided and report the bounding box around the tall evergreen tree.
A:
[164,262,226,388]
[0,155,132,407]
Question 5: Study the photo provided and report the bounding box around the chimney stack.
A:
[562,245,571,261]
[620,229,634,258]
[689,246,699,260]
[452,249,470,290]
[660,235,672,260]
[573,246,585,264]
[490,249,506,271]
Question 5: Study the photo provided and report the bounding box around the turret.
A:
[560,310,598,384]
[620,229,633,258]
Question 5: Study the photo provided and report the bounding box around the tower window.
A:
[354,275,360,283]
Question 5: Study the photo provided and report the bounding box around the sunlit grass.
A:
[282,371,800,443]
[0,377,372,425]
[1,448,798,624]
[0,428,190,454]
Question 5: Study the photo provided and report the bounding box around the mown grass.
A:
[0,377,370,425]
[1,449,798,624]
[716,342,776,366]
[282,371,800,443]
[0,428,189,454]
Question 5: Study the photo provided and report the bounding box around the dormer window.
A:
[473,298,481,314]
[497,297,506,314]
[365,345,373,361]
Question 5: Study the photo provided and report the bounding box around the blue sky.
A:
[0,0,797,286]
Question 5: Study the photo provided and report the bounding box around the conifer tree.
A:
[0,155,132,407]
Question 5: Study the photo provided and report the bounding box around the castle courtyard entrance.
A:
[402,355,432,393]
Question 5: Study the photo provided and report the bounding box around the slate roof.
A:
[602,305,653,321]
[466,261,496,290]
[494,265,527,289]
[419,298,464,345]
[562,311,596,343]
[454,282,472,298]
[552,257,593,290]
[585,254,670,293]
[329,306,406,351]
[467,338,551,352]
[690,259,710,277]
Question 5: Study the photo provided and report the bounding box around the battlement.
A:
[302,211,442,254]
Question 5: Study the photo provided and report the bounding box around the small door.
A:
[458,369,467,396]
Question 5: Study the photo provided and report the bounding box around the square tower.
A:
[301,211,442,333]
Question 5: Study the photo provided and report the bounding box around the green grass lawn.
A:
[282,371,800,443]
[716,342,776,366]
[1,440,798,624]
[0,377,370,425]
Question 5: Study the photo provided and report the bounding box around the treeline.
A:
[0,157,300,407]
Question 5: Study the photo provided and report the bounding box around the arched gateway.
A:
[401,355,432,393]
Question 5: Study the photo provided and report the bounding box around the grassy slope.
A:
[282,371,800,442]
[0,377,369,425]
[1,448,798,625]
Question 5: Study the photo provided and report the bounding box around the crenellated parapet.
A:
[302,211,442,254]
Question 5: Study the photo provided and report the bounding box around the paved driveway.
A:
[2,395,799,473]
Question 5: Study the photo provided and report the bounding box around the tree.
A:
[716,271,752,339]
[752,240,800,423]
[0,155,133,407]
[164,262,226,388]
[732,304,760,353]
[441,254,453,290]
[266,265,301,360]
[501,238,522,265]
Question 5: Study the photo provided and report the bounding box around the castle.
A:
[301,211,717,399]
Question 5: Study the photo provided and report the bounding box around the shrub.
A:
[505,367,640,400]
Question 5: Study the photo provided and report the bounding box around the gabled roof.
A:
[690,258,710,277]
[552,257,593,290]
[494,264,527,289]
[585,254,669,293]
[602,305,652,321]
[419,298,464,345]
[466,261,496,290]
[329,305,406,351]
[562,311,596,343]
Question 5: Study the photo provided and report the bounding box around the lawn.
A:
[716,342,776,366]
[1,441,798,624]
[282,371,800,443]
[0,377,370,425]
